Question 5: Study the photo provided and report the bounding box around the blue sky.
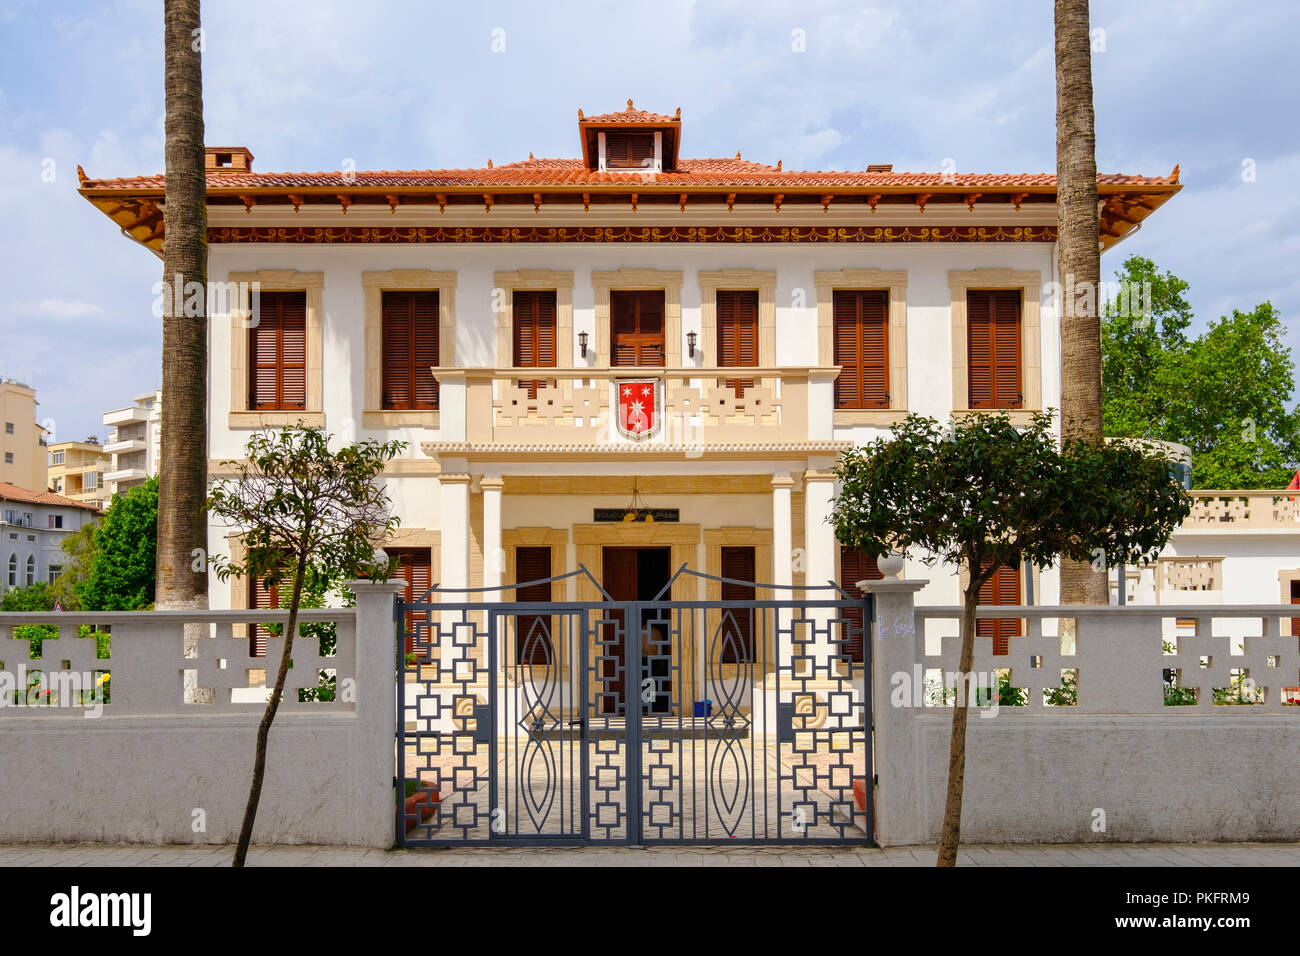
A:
[0,0,1296,445]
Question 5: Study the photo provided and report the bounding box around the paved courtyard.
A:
[2,841,1298,866]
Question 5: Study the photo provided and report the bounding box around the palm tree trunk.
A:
[936,578,982,866]
[1055,0,1108,605]
[233,553,307,867]
[156,0,209,614]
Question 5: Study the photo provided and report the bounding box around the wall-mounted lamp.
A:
[687,331,697,359]
[578,331,589,359]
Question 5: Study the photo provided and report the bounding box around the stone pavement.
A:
[2,841,1298,866]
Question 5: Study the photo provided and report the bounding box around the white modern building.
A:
[102,389,161,499]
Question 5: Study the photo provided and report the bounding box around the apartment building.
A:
[0,379,48,492]
[102,389,161,498]
[0,482,99,599]
[47,440,109,510]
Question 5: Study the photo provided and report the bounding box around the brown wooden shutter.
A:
[611,291,665,367]
[605,133,654,169]
[719,546,756,663]
[967,291,1021,409]
[383,291,439,410]
[515,547,553,665]
[248,576,278,658]
[717,290,758,397]
[839,548,882,663]
[1291,580,1300,645]
[250,291,306,410]
[389,548,432,655]
[976,562,1022,655]
[832,291,888,409]
[513,290,557,399]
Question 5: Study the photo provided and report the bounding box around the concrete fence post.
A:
[863,578,928,847]
[347,578,406,847]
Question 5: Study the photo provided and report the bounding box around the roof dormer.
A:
[578,100,681,173]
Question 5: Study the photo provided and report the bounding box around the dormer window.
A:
[603,133,658,171]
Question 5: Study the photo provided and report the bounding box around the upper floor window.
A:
[381,290,439,410]
[716,290,758,397]
[4,422,13,434]
[967,290,1023,409]
[3,452,12,465]
[513,290,557,399]
[604,133,655,170]
[85,473,98,490]
[249,290,307,411]
[49,515,63,529]
[610,291,665,367]
[51,451,64,465]
[833,290,889,409]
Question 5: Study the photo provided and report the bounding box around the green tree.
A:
[1102,256,1299,488]
[78,478,158,611]
[207,426,403,867]
[48,521,98,610]
[831,411,1189,866]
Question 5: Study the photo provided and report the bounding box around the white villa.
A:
[75,99,1290,653]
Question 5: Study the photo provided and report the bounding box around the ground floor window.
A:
[839,547,883,663]
[977,561,1022,655]
[719,546,756,663]
[515,546,553,665]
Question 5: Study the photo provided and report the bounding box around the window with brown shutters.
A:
[381,290,439,410]
[513,290,557,399]
[248,575,279,658]
[832,290,889,409]
[515,547,554,665]
[249,291,307,410]
[840,547,883,663]
[976,561,1022,655]
[610,291,665,366]
[605,133,655,170]
[719,546,756,663]
[967,290,1023,409]
[389,548,432,655]
[716,290,758,397]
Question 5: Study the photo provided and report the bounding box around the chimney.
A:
[205,147,255,173]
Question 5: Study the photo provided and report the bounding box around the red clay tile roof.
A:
[581,101,679,125]
[77,157,1179,192]
[0,482,100,511]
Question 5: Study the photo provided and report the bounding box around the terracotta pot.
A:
[401,788,441,830]
[852,778,868,813]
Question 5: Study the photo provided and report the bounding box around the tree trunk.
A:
[936,580,982,866]
[1055,0,1108,605]
[156,0,209,614]
[233,553,307,867]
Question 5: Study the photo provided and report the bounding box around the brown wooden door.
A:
[717,290,758,397]
[599,547,672,715]
[389,548,432,655]
[515,546,553,665]
[977,562,1022,655]
[610,291,665,366]
[600,547,639,714]
[1290,580,1300,646]
[839,548,883,663]
[719,546,756,663]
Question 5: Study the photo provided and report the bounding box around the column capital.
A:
[770,474,795,490]
[479,475,505,492]
[438,473,472,485]
[803,468,837,483]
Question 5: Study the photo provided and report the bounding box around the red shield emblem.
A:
[616,379,661,441]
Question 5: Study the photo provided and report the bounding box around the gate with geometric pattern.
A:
[395,566,873,845]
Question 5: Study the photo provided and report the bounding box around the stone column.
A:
[438,473,471,671]
[480,475,504,603]
[803,468,838,672]
[863,577,928,847]
[771,474,794,668]
[347,576,407,847]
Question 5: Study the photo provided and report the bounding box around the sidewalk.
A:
[2,841,1297,866]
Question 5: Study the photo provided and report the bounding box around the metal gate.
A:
[395,566,873,846]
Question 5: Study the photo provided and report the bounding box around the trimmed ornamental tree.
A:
[207,426,403,867]
[830,411,1190,866]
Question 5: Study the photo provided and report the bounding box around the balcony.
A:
[103,406,149,427]
[105,467,148,484]
[103,438,147,455]
[430,365,839,449]
[1179,490,1300,532]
